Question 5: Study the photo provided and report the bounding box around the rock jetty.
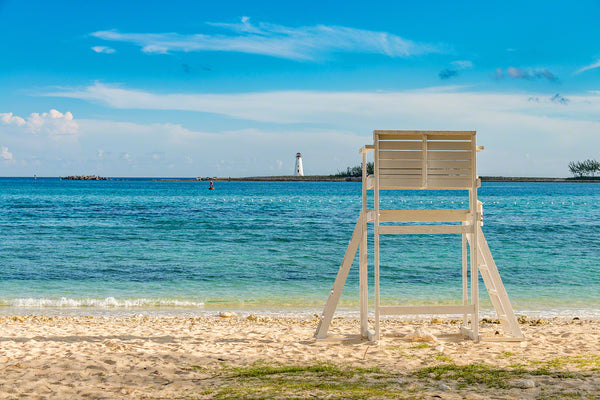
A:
[62,175,110,181]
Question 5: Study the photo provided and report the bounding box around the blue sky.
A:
[1,0,600,177]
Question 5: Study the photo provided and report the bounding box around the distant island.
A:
[62,175,110,181]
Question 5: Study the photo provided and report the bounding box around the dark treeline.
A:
[334,162,374,177]
[568,159,600,178]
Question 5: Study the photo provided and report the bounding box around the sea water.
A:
[0,178,598,316]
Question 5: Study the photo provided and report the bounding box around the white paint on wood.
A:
[315,130,522,343]
[379,209,469,222]
[379,304,476,315]
[314,212,364,339]
[379,225,470,235]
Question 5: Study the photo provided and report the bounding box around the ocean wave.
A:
[3,297,205,308]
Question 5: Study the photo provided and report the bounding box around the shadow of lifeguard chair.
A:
[315,130,523,342]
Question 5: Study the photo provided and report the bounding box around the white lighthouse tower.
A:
[294,152,304,176]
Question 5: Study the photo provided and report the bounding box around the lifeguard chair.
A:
[315,130,523,342]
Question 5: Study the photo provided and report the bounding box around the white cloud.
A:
[505,67,557,81]
[44,82,600,126]
[1,146,13,162]
[91,46,116,54]
[90,17,445,61]
[39,84,600,177]
[575,59,600,74]
[1,109,79,137]
[451,60,473,69]
[1,112,26,126]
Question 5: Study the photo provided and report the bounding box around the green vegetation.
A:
[334,162,374,177]
[531,355,600,370]
[192,361,406,399]
[568,159,600,178]
[189,359,598,399]
[414,363,577,389]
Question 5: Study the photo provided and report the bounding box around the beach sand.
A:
[1,314,599,399]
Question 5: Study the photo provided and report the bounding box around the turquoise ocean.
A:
[1,178,598,317]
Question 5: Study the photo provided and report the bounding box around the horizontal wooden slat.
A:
[379,209,470,222]
[380,168,422,176]
[379,225,469,235]
[359,145,374,154]
[379,159,423,169]
[427,151,472,161]
[379,177,422,187]
[378,177,472,189]
[427,141,472,151]
[379,304,476,316]
[427,160,472,169]
[379,150,423,160]
[374,130,475,137]
[375,132,422,140]
[427,169,470,176]
[379,141,423,150]
[427,176,472,188]
[427,133,474,140]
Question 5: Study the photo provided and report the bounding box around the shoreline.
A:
[2,304,600,320]
[8,175,599,182]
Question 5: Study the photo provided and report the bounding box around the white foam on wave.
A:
[6,297,205,308]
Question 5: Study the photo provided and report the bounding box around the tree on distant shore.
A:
[568,159,600,178]
[334,162,374,177]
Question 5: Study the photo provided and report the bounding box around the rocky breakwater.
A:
[62,175,110,180]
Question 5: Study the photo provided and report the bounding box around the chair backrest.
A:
[374,130,476,190]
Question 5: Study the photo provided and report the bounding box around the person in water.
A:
[209,181,215,190]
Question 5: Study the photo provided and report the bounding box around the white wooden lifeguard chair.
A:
[315,130,523,342]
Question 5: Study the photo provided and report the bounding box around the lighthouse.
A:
[294,152,304,176]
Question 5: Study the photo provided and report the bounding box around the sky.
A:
[1,0,600,177]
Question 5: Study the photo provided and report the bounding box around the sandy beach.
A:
[1,314,599,399]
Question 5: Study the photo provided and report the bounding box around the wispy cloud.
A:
[575,59,600,74]
[91,46,116,54]
[439,69,459,80]
[438,60,473,80]
[493,67,558,82]
[451,60,473,69]
[528,93,570,105]
[43,82,600,126]
[90,17,446,61]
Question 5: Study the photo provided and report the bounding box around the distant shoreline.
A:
[6,176,600,182]
[211,175,598,183]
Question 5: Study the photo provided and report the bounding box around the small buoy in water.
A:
[208,181,215,190]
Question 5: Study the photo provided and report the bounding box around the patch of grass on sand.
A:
[190,360,595,400]
[433,354,453,363]
[499,351,516,358]
[413,363,578,389]
[531,355,600,370]
[193,361,411,400]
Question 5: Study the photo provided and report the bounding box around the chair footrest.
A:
[379,225,470,235]
[379,304,476,315]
